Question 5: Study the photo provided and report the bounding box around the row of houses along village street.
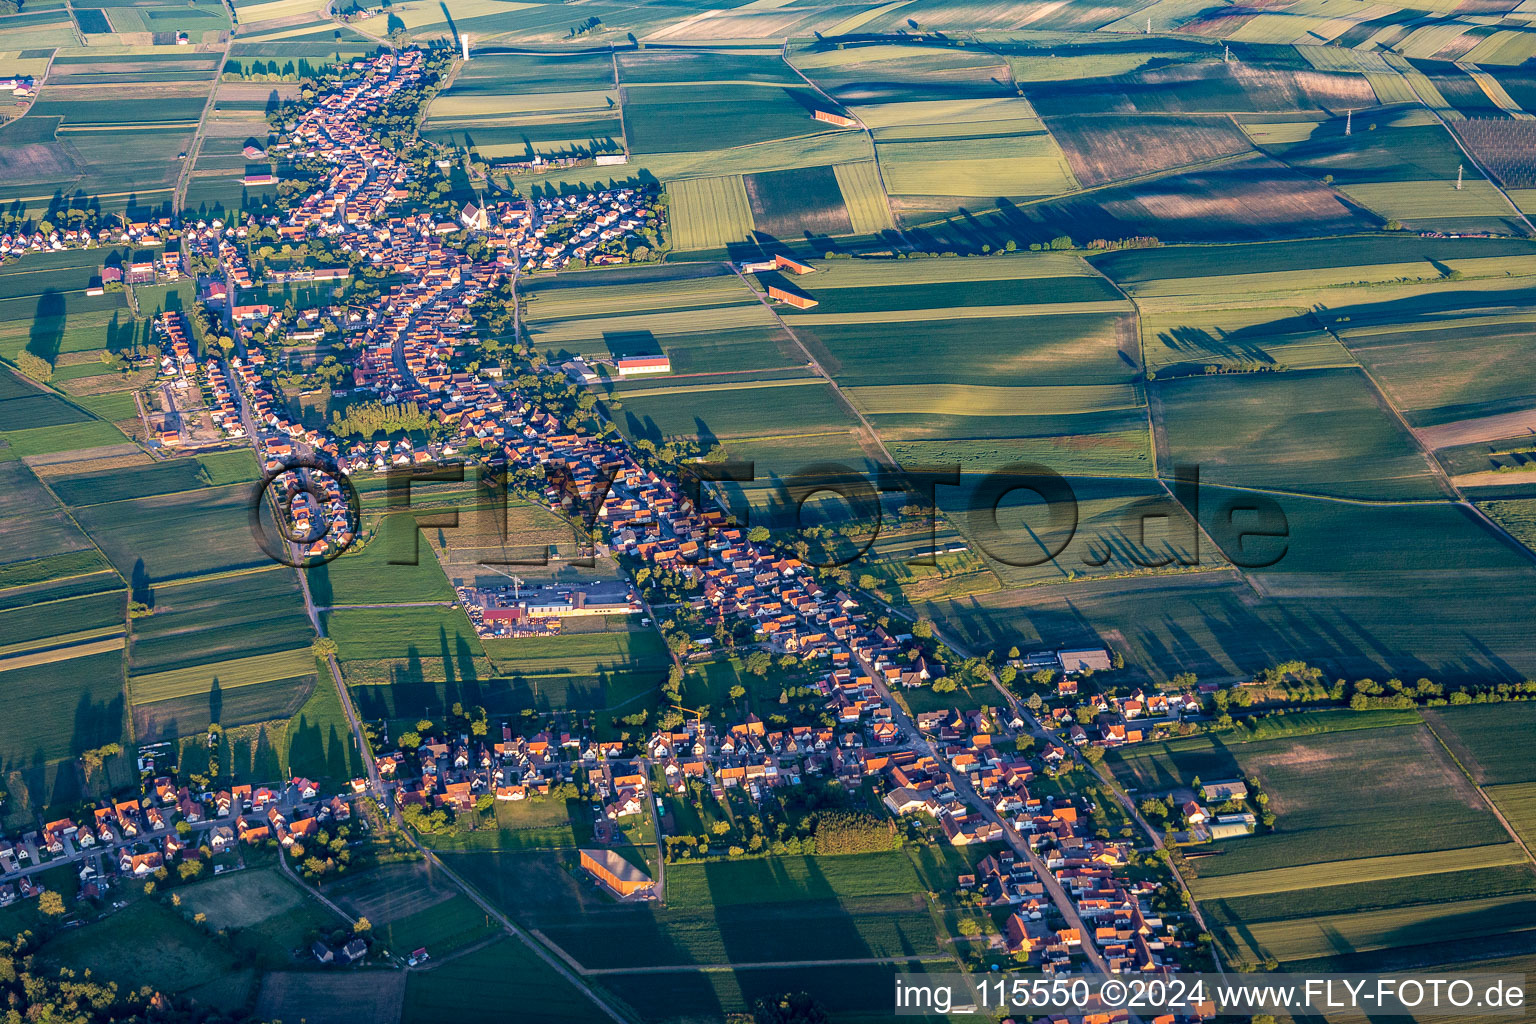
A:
[209,46,1213,991]
[0,45,1227,1003]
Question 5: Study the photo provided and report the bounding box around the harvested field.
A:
[997,153,1379,245]
[1024,61,1378,117]
[1045,113,1254,187]
[1417,407,1536,450]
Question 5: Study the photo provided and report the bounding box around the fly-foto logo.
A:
[246,458,1291,571]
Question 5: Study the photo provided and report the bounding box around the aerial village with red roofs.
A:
[0,44,1266,1022]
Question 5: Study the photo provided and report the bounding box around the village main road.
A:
[966,668,1228,979]
[637,756,667,905]
[856,657,1118,979]
[860,593,1229,980]
[0,790,319,886]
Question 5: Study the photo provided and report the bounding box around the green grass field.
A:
[668,174,754,251]
[1230,892,1536,965]
[1424,703,1536,785]
[40,898,238,995]
[286,671,364,786]
[877,133,1078,197]
[74,483,276,584]
[1339,309,1536,431]
[128,568,314,674]
[1154,368,1443,501]
[1189,844,1528,900]
[323,605,485,662]
[0,648,125,766]
[50,450,258,507]
[402,938,599,1024]
[374,893,499,959]
[666,851,925,909]
[306,515,457,606]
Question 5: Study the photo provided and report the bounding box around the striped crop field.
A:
[1230,893,1536,964]
[523,274,754,320]
[1190,844,1529,900]
[858,97,1043,132]
[429,90,617,119]
[847,382,1143,416]
[0,634,126,672]
[877,134,1079,197]
[831,161,895,234]
[787,252,1096,286]
[528,304,775,347]
[128,647,317,704]
[1486,782,1536,850]
[614,377,826,399]
[786,300,1130,325]
[667,174,755,250]
[1338,180,1514,221]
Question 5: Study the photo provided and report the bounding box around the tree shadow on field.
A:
[1156,325,1273,364]
[306,558,334,609]
[694,418,719,456]
[602,329,662,361]
[72,689,125,758]
[624,411,663,446]
[26,290,64,365]
[131,558,154,608]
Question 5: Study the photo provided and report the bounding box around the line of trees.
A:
[329,400,436,438]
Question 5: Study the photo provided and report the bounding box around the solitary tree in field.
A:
[38,891,64,917]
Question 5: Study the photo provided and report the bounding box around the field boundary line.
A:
[0,634,125,672]
[1432,102,1536,236]
[579,954,953,975]
[779,37,907,247]
[1315,314,1536,562]
[0,625,124,657]
[0,567,121,599]
[727,262,912,480]
[1422,715,1536,869]
[900,149,1256,233]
